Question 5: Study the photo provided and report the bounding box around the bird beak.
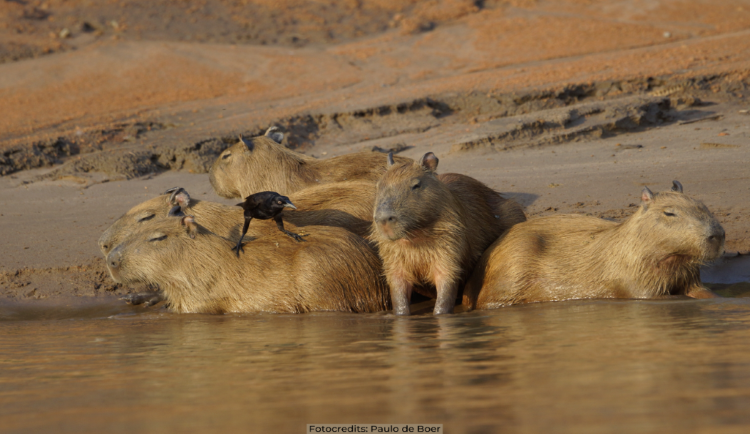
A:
[283,200,297,210]
[236,203,244,207]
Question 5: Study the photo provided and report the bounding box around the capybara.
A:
[464,181,726,309]
[106,215,391,314]
[372,152,527,315]
[99,181,379,257]
[208,129,411,199]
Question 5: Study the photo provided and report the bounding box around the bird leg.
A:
[232,217,253,256]
[274,215,307,242]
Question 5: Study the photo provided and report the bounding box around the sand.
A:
[1,0,749,302]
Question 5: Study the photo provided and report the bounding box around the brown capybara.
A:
[372,152,527,315]
[106,215,391,314]
[208,128,411,199]
[99,181,379,257]
[464,181,726,310]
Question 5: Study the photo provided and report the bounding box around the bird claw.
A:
[285,231,308,242]
[232,241,245,257]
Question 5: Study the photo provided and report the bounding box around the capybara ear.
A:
[182,215,198,239]
[169,188,191,209]
[387,151,395,167]
[264,126,284,144]
[641,186,654,204]
[419,152,439,172]
[239,135,255,152]
[671,180,683,193]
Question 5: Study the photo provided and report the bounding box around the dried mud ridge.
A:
[2,72,748,180]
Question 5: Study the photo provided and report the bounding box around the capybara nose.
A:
[375,213,397,227]
[107,249,122,270]
[707,226,725,245]
[374,205,398,227]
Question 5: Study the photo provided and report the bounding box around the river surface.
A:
[2,294,750,434]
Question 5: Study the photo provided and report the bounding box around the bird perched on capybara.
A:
[233,191,305,257]
[105,215,390,314]
[99,181,379,258]
[372,152,527,315]
[464,181,726,310]
[208,127,411,199]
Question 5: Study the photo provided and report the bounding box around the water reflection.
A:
[2,298,750,433]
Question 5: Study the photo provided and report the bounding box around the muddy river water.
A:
[3,290,750,434]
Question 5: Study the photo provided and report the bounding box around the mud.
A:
[3,72,748,180]
[0,257,145,301]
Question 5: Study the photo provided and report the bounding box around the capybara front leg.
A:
[686,284,720,299]
[434,278,458,315]
[121,290,165,306]
[390,277,413,316]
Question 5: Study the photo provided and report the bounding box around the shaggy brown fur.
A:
[372,152,527,315]
[106,216,390,314]
[208,133,411,199]
[99,181,379,256]
[464,183,726,309]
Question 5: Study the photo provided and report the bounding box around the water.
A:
[3,295,750,434]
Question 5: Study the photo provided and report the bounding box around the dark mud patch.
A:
[37,137,232,181]
[0,40,68,64]
[451,96,674,152]
[0,257,151,301]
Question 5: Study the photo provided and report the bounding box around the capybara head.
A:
[98,188,191,256]
[106,215,200,286]
[373,152,453,241]
[209,127,299,199]
[633,181,725,265]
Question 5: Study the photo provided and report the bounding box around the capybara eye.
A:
[222,153,231,160]
[411,181,421,190]
[138,214,155,223]
[664,212,676,217]
[149,235,168,242]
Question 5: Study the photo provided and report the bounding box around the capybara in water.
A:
[106,215,391,314]
[208,129,411,199]
[99,181,379,257]
[464,181,726,310]
[372,152,527,315]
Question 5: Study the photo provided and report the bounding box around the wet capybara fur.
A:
[99,181,380,257]
[208,131,411,199]
[464,181,726,310]
[372,152,527,315]
[106,215,391,314]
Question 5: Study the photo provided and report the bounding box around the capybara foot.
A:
[121,291,164,306]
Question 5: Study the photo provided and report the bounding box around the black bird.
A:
[233,191,306,256]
